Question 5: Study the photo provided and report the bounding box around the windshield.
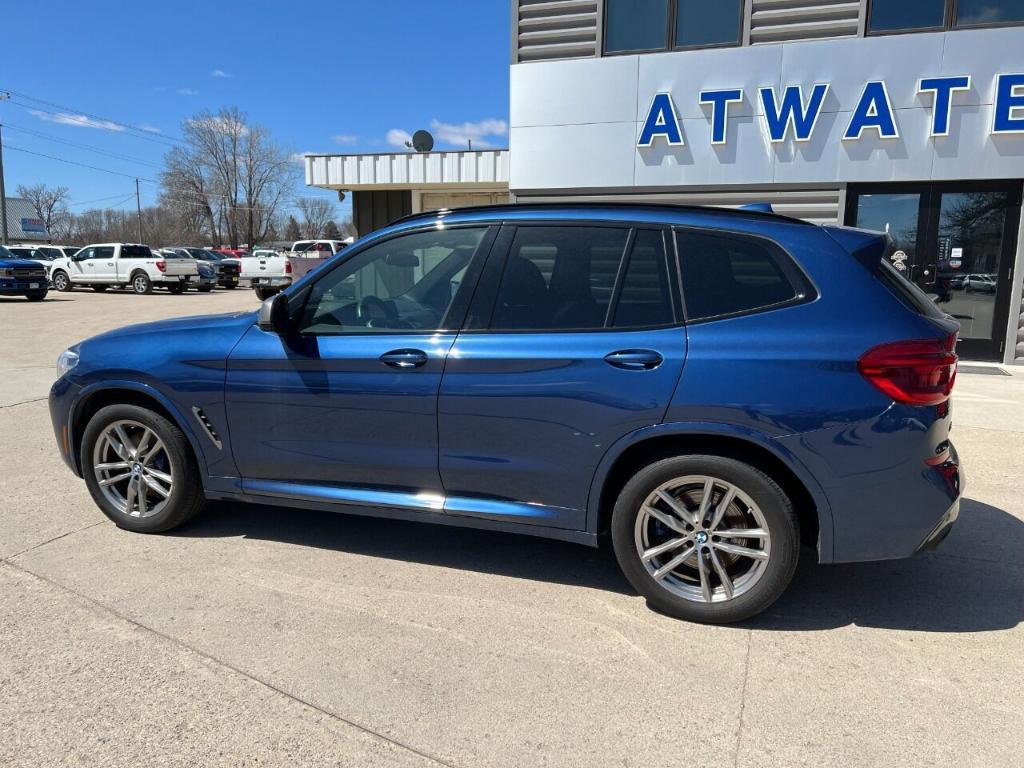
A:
[0,246,12,259]
[202,250,227,260]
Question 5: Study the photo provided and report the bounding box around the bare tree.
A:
[160,107,298,247]
[16,183,70,235]
[297,196,336,239]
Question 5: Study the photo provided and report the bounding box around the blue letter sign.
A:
[638,93,684,147]
[919,76,971,137]
[759,84,830,143]
[844,81,899,140]
[699,89,744,145]
[994,73,1024,134]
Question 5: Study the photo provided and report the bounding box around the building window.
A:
[956,0,1024,27]
[674,0,743,47]
[605,0,669,53]
[604,0,743,54]
[868,0,1024,33]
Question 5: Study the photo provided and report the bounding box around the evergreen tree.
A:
[284,216,301,241]
[323,220,341,240]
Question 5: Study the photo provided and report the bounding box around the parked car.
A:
[49,204,963,624]
[963,273,997,294]
[0,245,48,301]
[290,238,352,255]
[164,247,241,289]
[191,261,219,292]
[5,244,64,279]
[243,250,293,300]
[49,243,198,294]
[212,247,251,259]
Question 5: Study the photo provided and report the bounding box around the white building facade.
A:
[509,0,1024,363]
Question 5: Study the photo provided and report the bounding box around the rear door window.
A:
[676,229,812,322]
[120,245,152,258]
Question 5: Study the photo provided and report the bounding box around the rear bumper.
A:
[251,276,292,288]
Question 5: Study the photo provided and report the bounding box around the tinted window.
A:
[613,230,674,328]
[491,227,629,331]
[868,0,946,31]
[298,227,486,334]
[95,246,116,259]
[8,247,33,258]
[677,230,807,321]
[605,0,668,52]
[957,0,1024,25]
[675,0,742,47]
[121,245,152,258]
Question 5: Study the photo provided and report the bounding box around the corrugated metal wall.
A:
[1016,294,1024,360]
[748,0,861,44]
[512,0,867,62]
[514,0,600,62]
[515,187,843,225]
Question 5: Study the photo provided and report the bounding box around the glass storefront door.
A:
[847,182,1022,361]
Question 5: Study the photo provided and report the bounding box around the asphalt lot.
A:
[2,287,1023,767]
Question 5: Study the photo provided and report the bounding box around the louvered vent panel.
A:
[516,0,600,62]
[749,0,861,44]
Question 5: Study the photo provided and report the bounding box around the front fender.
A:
[67,378,230,487]
[584,420,836,562]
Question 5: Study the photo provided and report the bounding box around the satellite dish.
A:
[412,130,434,153]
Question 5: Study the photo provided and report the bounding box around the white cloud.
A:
[139,123,162,134]
[211,69,232,78]
[332,134,358,145]
[386,128,412,148]
[177,87,199,96]
[29,109,125,132]
[288,152,309,164]
[430,118,508,149]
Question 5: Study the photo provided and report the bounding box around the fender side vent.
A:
[192,407,223,450]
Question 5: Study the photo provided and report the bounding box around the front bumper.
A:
[49,376,83,476]
[0,279,47,293]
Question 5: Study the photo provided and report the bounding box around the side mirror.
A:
[257,292,292,334]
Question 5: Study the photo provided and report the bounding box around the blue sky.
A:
[1,0,511,222]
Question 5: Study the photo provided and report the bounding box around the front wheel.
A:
[52,270,72,292]
[25,289,48,302]
[131,272,153,295]
[81,404,206,533]
[611,455,799,624]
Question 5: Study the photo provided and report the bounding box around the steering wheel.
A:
[358,295,399,326]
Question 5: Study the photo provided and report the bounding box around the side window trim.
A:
[291,222,497,337]
[673,225,818,325]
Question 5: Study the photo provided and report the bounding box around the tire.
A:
[198,286,214,293]
[223,283,237,290]
[25,289,48,302]
[131,272,153,295]
[167,282,186,295]
[52,270,72,292]
[92,285,109,292]
[81,404,206,533]
[611,455,800,624]
[253,286,276,301]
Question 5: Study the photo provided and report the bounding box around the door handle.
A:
[380,349,429,369]
[604,350,663,371]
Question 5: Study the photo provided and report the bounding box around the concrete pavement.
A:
[1,288,1022,767]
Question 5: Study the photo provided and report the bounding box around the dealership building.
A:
[307,0,1024,363]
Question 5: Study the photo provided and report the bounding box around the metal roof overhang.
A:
[305,149,510,192]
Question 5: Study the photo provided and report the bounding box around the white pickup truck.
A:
[49,243,198,294]
[244,239,353,300]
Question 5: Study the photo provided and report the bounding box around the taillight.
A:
[155,261,167,273]
[284,260,293,274]
[858,333,958,406]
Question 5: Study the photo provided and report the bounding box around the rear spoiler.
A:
[823,226,891,269]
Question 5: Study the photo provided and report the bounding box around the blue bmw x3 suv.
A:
[49,204,962,623]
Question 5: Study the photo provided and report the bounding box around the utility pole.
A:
[0,91,10,246]
[135,178,143,243]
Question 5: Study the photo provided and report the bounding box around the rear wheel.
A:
[167,282,186,295]
[253,286,277,301]
[52,270,72,292]
[223,283,237,290]
[131,272,153,295]
[81,404,206,533]
[611,455,799,624]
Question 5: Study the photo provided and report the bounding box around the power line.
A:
[0,88,185,146]
[3,145,158,181]
[69,192,137,209]
[3,123,163,169]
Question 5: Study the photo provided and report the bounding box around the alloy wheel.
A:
[634,475,771,604]
[92,420,173,519]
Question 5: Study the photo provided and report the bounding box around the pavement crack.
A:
[732,629,753,768]
[0,397,47,409]
[3,521,107,560]
[0,559,464,768]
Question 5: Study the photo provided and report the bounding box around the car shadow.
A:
[175,497,1023,632]
[0,296,73,303]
